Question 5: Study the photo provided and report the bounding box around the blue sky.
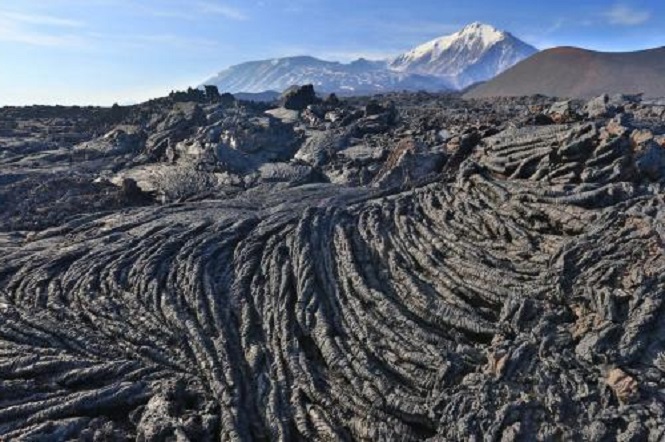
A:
[0,0,663,105]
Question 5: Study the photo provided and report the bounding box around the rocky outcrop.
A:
[280,84,317,111]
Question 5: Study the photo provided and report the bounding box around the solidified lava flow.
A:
[1,91,665,440]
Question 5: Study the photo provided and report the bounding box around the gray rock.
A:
[635,142,665,180]
[280,84,317,111]
[258,162,318,185]
[546,100,579,123]
[295,129,349,166]
[2,93,665,441]
[584,94,617,118]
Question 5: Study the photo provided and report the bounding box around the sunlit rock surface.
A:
[1,92,665,440]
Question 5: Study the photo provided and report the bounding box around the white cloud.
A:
[0,16,87,47]
[316,50,397,62]
[604,4,650,26]
[139,2,248,21]
[339,18,463,52]
[384,21,461,38]
[0,29,84,47]
[0,9,87,47]
[267,43,398,62]
[196,2,247,20]
[92,32,221,50]
[0,11,84,28]
[0,6,222,50]
[282,0,320,14]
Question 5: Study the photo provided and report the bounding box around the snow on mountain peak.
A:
[458,22,506,46]
[202,22,538,95]
[389,22,538,89]
[396,22,507,63]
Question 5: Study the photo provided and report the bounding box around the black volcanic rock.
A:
[280,84,317,110]
[204,85,221,101]
[323,93,340,106]
[363,100,385,116]
[2,93,665,441]
[219,92,236,106]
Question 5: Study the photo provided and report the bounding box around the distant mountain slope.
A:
[234,91,280,102]
[390,22,538,89]
[203,56,451,95]
[202,23,537,95]
[465,46,665,99]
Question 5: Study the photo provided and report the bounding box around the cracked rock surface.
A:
[1,92,665,440]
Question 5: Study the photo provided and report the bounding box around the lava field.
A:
[1,89,665,441]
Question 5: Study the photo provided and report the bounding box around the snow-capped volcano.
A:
[390,22,538,89]
[202,23,538,95]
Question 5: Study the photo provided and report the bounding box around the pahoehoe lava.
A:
[1,91,665,440]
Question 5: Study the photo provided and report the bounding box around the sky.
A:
[0,0,663,106]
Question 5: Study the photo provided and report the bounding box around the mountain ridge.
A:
[202,55,451,96]
[390,22,538,88]
[202,23,537,95]
[464,45,665,99]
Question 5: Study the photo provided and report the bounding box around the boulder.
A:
[204,85,221,102]
[302,104,326,126]
[371,137,446,188]
[280,85,317,111]
[337,144,385,164]
[216,115,300,165]
[656,135,665,148]
[145,104,207,159]
[584,95,604,116]
[584,94,616,118]
[526,113,555,126]
[265,108,300,124]
[220,93,236,106]
[605,114,631,137]
[606,368,639,403]
[120,177,143,199]
[630,129,654,147]
[295,129,350,167]
[258,162,319,185]
[546,100,579,123]
[634,142,665,180]
[324,93,340,106]
[364,100,384,117]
